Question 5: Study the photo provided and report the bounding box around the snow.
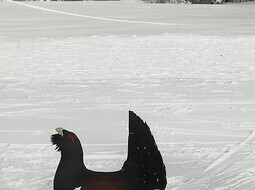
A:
[203,131,255,173]
[1,1,255,190]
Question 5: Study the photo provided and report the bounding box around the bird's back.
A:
[80,170,128,190]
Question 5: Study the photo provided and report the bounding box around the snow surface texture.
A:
[1,1,255,190]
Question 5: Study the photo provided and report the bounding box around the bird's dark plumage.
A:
[51,111,167,190]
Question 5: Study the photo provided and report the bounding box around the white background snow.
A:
[1,0,255,189]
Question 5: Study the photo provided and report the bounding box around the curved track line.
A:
[7,0,178,26]
[203,131,255,173]
[173,131,255,190]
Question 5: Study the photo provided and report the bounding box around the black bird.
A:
[51,111,167,190]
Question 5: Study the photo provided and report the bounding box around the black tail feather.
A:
[123,111,167,190]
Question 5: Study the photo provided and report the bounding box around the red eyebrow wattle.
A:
[67,134,75,143]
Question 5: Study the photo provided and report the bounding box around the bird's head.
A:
[51,128,83,157]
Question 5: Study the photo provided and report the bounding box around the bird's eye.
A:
[67,134,75,143]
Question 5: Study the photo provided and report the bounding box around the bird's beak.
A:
[55,127,64,137]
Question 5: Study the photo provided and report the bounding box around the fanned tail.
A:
[122,111,167,190]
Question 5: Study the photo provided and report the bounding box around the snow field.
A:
[1,34,255,189]
[1,1,255,189]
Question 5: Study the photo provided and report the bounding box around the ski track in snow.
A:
[6,0,178,26]
[203,131,255,173]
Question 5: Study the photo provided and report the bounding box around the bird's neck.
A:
[55,153,87,189]
[60,151,86,170]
